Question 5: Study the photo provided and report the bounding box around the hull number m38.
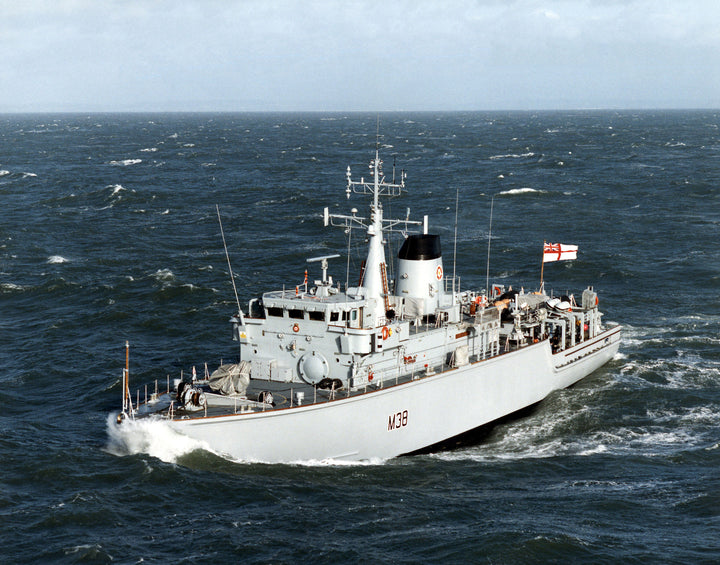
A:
[388,410,409,431]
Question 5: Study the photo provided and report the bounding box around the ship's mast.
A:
[324,147,425,325]
[361,149,387,307]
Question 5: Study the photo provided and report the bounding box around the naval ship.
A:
[114,145,621,463]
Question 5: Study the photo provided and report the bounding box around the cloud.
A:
[1,0,719,111]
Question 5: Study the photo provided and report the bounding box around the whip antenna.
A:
[486,195,494,296]
[452,186,459,304]
[216,204,242,315]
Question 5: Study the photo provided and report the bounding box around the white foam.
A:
[105,413,210,463]
[22,172,37,178]
[109,159,142,166]
[489,152,535,160]
[0,170,9,176]
[221,453,388,466]
[153,268,174,281]
[47,255,68,264]
[107,184,124,196]
[140,147,158,152]
[497,187,543,196]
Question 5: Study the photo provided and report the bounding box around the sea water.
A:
[1,111,719,563]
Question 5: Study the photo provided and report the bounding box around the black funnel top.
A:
[398,234,442,261]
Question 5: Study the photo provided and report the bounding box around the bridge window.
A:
[267,307,283,317]
[329,311,339,322]
[308,311,325,322]
[288,309,304,320]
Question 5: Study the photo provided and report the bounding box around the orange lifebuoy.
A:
[474,295,488,307]
[292,323,299,333]
[368,372,374,381]
[436,265,443,280]
[381,326,390,340]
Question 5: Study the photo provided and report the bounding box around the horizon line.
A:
[1,107,719,115]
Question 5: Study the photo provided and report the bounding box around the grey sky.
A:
[1,0,719,112]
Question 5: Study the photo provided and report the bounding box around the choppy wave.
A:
[153,268,175,283]
[3,111,719,563]
[47,255,69,264]
[109,158,142,166]
[489,151,536,160]
[430,394,718,463]
[497,187,543,195]
[1,282,25,292]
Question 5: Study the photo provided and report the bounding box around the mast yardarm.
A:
[324,149,426,323]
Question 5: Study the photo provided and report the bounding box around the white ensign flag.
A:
[543,243,578,263]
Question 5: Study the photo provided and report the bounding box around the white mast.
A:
[324,146,420,325]
[360,149,386,312]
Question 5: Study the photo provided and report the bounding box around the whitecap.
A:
[47,255,69,264]
[153,268,174,281]
[140,147,158,152]
[182,143,195,148]
[489,152,535,160]
[106,184,124,196]
[1,283,24,292]
[22,172,37,178]
[0,170,9,176]
[63,544,111,560]
[109,159,142,166]
[497,187,543,196]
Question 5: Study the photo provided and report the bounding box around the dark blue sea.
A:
[1,111,719,563]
